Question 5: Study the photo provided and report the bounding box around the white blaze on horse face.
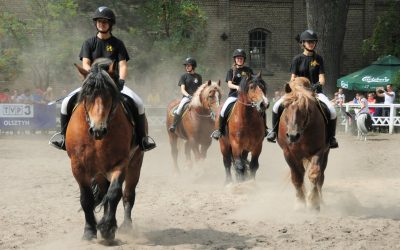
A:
[89,96,110,129]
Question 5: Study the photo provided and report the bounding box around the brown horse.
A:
[277,77,330,211]
[66,58,144,241]
[217,73,269,183]
[166,80,221,172]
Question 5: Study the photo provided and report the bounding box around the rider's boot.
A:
[327,118,339,148]
[135,113,156,152]
[210,115,227,140]
[49,114,69,150]
[266,112,280,143]
[168,113,182,133]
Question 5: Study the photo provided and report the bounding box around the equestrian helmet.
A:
[93,6,116,25]
[299,30,318,42]
[183,57,197,68]
[232,49,246,59]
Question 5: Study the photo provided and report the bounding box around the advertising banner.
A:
[0,103,56,129]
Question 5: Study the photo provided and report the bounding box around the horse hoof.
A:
[119,220,133,234]
[82,230,97,241]
[97,220,117,240]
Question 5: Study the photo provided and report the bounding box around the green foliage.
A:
[0,12,28,81]
[24,0,82,89]
[362,1,400,57]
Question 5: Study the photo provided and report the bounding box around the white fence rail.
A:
[339,103,400,134]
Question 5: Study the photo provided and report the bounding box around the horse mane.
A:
[78,58,120,105]
[190,81,221,108]
[283,77,315,110]
[239,73,267,94]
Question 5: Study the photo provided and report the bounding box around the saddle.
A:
[314,97,329,125]
[170,102,190,117]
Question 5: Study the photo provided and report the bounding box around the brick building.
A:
[197,0,390,91]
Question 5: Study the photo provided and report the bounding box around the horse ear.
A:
[217,80,221,86]
[207,80,211,86]
[74,63,89,80]
[256,71,262,78]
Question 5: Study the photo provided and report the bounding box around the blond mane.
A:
[190,81,221,108]
[283,77,315,110]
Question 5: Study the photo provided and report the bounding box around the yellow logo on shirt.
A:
[106,45,113,52]
[310,60,319,67]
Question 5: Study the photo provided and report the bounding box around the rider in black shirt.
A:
[169,57,203,132]
[50,6,156,151]
[211,49,254,140]
[266,29,338,148]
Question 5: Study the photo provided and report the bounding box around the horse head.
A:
[75,58,120,140]
[238,72,269,112]
[190,80,222,120]
[282,77,314,143]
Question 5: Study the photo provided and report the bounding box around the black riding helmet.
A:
[232,49,246,60]
[93,6,116,25]
[183,57,197,68]
[299,29,318,43]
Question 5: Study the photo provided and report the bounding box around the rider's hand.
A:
[117,79,125,91]
[311,82,322,92]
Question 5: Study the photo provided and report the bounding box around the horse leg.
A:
[232,146,245,182]
[168,133,179,173]
[220,144,233,184]
[120,151,143,234]
[307,155,324,211]
[97,169,124,240]
[72,168,97,240]
[284,153,306,209]
[249,147,262,180]
[184,140,193,168]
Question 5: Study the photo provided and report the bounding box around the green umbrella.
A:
[337,55,400,91]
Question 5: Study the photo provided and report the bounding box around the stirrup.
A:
[49,132,66,150]
[266,131,277,143]
[210,130,222,140]
[140,136,156,152]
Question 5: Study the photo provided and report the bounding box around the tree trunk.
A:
[306,0,350,95]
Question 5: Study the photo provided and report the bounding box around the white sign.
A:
[0,104,34,118]
[361,76,390,83]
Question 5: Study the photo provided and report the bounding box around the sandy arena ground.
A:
[0,129,399,250]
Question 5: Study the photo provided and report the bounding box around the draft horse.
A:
[66,58,144,240]
[166,80,222,172]
[277,77,330,211]
[217,73,269,183]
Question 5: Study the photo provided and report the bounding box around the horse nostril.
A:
[89,127,94,136]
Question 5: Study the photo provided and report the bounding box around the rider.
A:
[169,57,202,132]
[49,6,156,152]
[210,49,254,140]
[266,29,339,148]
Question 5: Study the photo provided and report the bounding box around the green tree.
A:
[0,12,28,82]
[362,1,400,58]
[24,0,82,89]
[362,1,400,91]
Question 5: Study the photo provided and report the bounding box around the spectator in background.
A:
[32,88,44,103]
[349,92,361,104]
[16,89,34,103]
[376,84,395,116]
[0,89,11,103]
[10,89,19,103]
[331,92,339,105]
[43,86,54,103]
[367,92,376,116]
[337,88,345,103]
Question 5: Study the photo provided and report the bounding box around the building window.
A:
[249,29,268,69]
